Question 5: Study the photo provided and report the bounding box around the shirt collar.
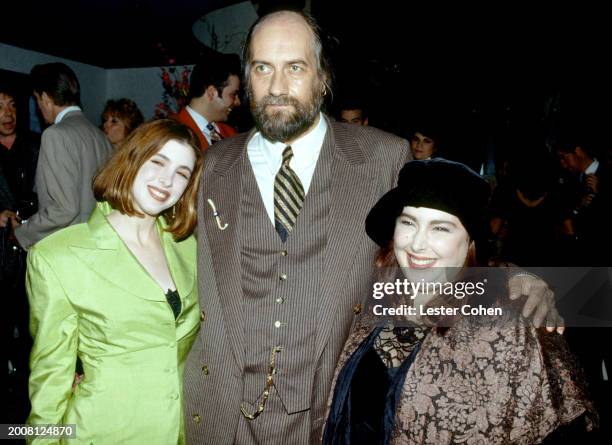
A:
[585,158,599,175]
[255,112,328,171]
[55,105,81,124]
[186,106,211,136]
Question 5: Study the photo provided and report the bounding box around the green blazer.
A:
[26,202,199,445]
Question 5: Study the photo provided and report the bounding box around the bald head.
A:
[241,10,332,143]
[243,10,331,99]
[255,10,307,29]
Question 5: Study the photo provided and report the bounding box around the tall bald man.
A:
[183,10,559,444]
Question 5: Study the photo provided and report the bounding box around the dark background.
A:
[2,1,611,155]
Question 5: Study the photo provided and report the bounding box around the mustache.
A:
[258,95,300,107]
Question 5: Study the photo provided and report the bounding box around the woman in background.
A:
[27,119,202,444]
[409,121,445,161]
[101,98,144,147]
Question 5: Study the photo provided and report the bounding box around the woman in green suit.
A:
[26,119,203,444]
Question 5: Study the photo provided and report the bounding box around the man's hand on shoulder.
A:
[508,272,564,334]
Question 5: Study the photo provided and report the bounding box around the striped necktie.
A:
[206,123,223,143]
[274,146,305,242]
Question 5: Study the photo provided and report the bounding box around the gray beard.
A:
[251,92,323,143]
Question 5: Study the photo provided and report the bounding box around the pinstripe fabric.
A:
[238,130,331,433]
[274,146,305,241]
[183,117,412,444]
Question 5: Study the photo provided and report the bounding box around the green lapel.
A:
[68,202,195,302]
[160,225,196,302]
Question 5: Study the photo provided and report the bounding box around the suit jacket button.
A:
[200,310,205,322]
[353,303,362,315]
[202,364,209,375]
[192,414,202,424]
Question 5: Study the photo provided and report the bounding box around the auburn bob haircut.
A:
[93,119,203,240]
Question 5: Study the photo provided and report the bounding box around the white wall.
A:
[0,43,107,124]
[1,42,194,123]
[105,65,193,121]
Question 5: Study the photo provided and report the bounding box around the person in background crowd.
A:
[26,119,203,444]
[1,86,40,226]
[554,129,611,265]
[336,97,369,126]
[409,122,442,161]
[174,53,241,151]
[101,98,144,147]
[14,63,112,250]
[554,126,612,444]
[1,85,40,425]
[489,151,573,266]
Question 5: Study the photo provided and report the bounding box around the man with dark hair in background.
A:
[14,62,112,249]
[174,53,241,151]
[555,128,611,264]
[555,126,612,442]
[336,96,369,126]
[0,86,39,228]
[1,84,40,425]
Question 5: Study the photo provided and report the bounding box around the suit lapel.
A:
[68,203,167,302]
[161,229,196,301]
[177,108,210,152]
[200,133,253,369]
[314,120,378,360]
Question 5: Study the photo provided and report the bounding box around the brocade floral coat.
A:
[325,299,597,444]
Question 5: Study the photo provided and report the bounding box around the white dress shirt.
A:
[54,106,81,124]
[247,113,328,224]
[186,106,213,145]
[584,158,600,176]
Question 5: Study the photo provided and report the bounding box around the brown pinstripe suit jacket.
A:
[183,117,411,443]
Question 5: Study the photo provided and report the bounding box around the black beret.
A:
[365,158,490,247]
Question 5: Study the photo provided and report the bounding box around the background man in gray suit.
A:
[184,10,559,444]
[14,63,112,249]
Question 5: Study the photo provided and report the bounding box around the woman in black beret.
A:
[323,158,596,444]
